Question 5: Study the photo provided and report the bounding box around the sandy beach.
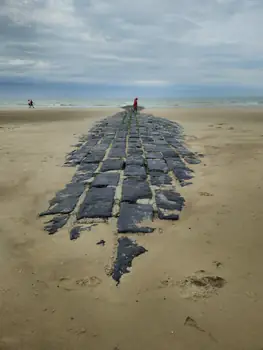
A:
[1,107,263,350]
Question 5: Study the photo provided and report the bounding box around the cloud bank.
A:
[1,0,263,88]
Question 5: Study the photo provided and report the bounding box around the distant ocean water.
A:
[1,97,263,109]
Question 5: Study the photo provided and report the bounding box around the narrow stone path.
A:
[39,109,201,283]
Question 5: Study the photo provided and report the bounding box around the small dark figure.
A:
[133,97,138,113]
[28,99,34,108]
[96,240,106,246]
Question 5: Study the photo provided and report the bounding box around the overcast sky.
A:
[1,0,263,93]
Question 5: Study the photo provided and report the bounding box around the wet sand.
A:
[1,107,263,349]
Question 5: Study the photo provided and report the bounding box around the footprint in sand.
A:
[199,192,214,197]
[76,276,102,287]
[159,276,174,288]
[58,276,102,291]
[177,270,226,300]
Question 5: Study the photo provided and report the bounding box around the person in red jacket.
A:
[133,97,138,113]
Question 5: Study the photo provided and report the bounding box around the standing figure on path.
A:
[133,97,138,113]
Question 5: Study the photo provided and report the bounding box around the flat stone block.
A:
[92,173,120,187]
[155,190,185,211]
[147,159,168,173]
[150,173,173,186]
[160,149,179,158]
[108,148,126,158]
[165,158,186,170]
[71,172,94,183]
[112,237,147,285]
[82,151,105,163]
[40,183,85,215]
[118,203,154,233]
[122,178,152,203]
[158,209,179,221]
[124,165,147,178]
[126,157,145,166]
[173,168,193,182]
[146,152,163,159]
[184,155,201,164]
[77,187,116,219]
[44,215,68,234]
[78,163,98,172]
[100,159,124,172]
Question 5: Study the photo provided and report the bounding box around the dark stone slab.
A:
[65,151,87,166]
[158,210,179,221]
[153,139,168,145]
[122,178,152,203]
[70,226,82,240]
[141,136,154,142]
[144,144,157,152]
[127,149,144,157]
[112,237,148,285]
[71,172,93,183]
[128,143,142,150]
[69,225,95,240]
[128,138,140,144]
[111,143,126,150]
[82,152,105,163]
[118,203,154,233]
[40,183,85,216]
[184,156,201,164]
[155,190,185,211]
[150,173,173,186]
[146,152,163,159]
[181,181,193,187]
[173,168,193,183]
[92,144,109,152]
[147,159,168,173]
[126,157,145,166]
[92,173,120,187]
[124,165,147,178]
[165,158,186,170]
[100,159,124,172]
[44,215,68,234]
[160,149,179,158]
[77,187,115,219]
[78,163,98,172]
[108,148,126,158]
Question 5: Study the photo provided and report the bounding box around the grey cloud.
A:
[0,0,263,86]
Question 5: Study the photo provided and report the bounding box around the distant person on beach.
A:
[133,97,138,113]
[28,99,34,108]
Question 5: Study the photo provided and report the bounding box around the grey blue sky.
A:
[1,0,263,96]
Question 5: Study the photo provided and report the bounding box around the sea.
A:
[0,97,263,109]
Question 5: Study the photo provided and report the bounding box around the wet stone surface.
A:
[155,189,185,211]
[44,215,68,234]
[41,110,200,226]
[40,110,201,283]
[100,159,124,172]
[40,183,85,216]
[124,165,147,178]
[71,171,94,183]
[147,159,168,173]
[126,156,145,166]
[118,203,154,233]
[112,237,148,285]
[150,172,173,186]
[77,187,116,219]
[92,173,120,187]
[122,178,152,203]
